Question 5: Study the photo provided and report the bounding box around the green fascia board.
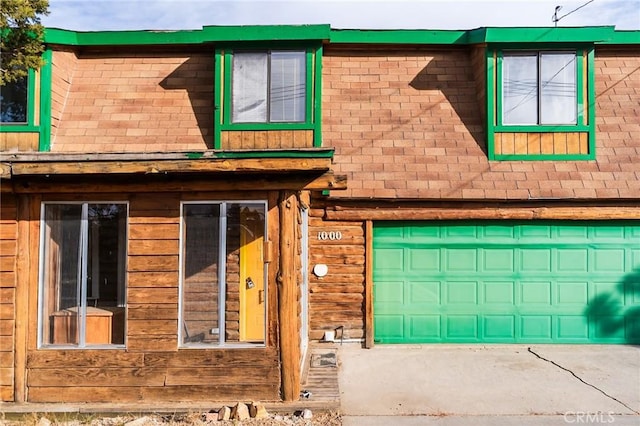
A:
[44,28,204,45]
[201,24,330,42]
[329,29,468,44]
[598,30,640,45]
[44,25,330,46]
[328,26,636,46]
[44,25,636,47]
[478,26,618,44]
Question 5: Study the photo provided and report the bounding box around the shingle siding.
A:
[323,45,640,200]
[51,52,214,153]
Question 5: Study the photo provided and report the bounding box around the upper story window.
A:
[488,46,595,161]
[0,74,29,124]
[502,52,577,126]
[39,203,127,348]
[232,51,306,123]
[214,46,322,149]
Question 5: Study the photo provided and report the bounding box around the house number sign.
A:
[317,231,343,241]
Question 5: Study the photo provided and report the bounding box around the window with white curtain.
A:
[502,51,577,125]
[232,51,306,123]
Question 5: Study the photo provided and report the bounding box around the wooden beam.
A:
[278,191,301,402]
[10,172,347,194]
[0,163,10,180]
[325,206,640,221]
[8,158,332,176]
[14,195,30,402]
[364,220,374,349]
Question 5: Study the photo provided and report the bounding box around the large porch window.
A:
[39,203,127,348]
[180,201,267,347]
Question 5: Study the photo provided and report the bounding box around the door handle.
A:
[259,289,264,304]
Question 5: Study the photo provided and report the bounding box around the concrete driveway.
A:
[338,344,640,425]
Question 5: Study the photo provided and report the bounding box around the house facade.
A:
[0,25,638,405]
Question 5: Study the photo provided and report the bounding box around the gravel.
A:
[0,411,342,426]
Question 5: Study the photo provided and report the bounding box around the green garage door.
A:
[374,222,640,344]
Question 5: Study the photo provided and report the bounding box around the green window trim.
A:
[214,45,322,149]
[0,49,53,152]
[486,45,596,161]
[0,68,36,129]
[39,49,53,151]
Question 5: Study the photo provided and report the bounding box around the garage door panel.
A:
[521,316,553,340]
[592,282,624,306]
[556,282,589,305]
[444,225,478,238]
[627,279,640,304]
[374,248,404,271]
[557,249,589,272]
[408,281,440,305]
[408,226,440,238]
[409,249,440,271]
[520,225,552,238]
[445,249,477,271]
[375,315,405,340]
[484,316,516,339]
[557,316,589,340]
[631,250,640,269]
[625,312,640,341]
[446,281,478,304]
[375,280,404,304]
[482,225,515,238]
[593,249,626,272]
[374,221,640,344]
[520,281,552,305]
[593,227,625,239]
[591,316,625,340]
[557,226,588,238]
[483,281,515,304]
[375,224,405,239]
[482,249,515,272]
[520,249,552,272]
[446,315,478,339]
[410,315,441,339]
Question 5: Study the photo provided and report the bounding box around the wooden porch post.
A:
[14,194,34,402]
[365,220,374,348]
[278,191,301,401]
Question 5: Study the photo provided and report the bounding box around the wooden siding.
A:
[0,133,39,152]
[308,208,365,341]
[0,194,17,401]
[494,132,589,156]
[21,190,282,403]
[221,130,314,150]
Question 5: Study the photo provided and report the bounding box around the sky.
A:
[41,0,640,32]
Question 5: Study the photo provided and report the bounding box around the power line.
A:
[553,0,596,27]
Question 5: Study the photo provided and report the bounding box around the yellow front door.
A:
[239,208,265,341]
